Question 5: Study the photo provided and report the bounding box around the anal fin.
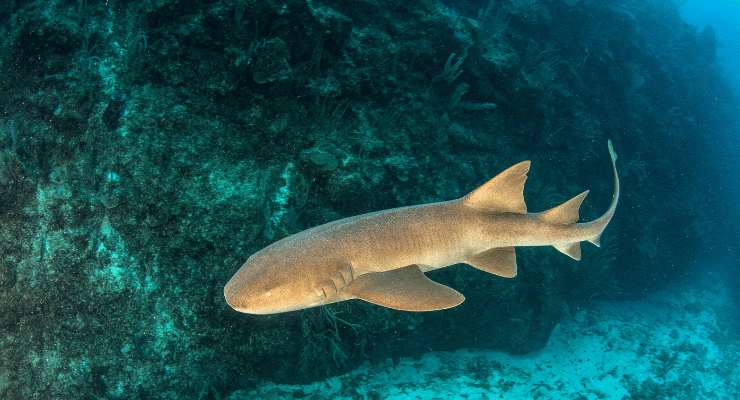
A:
[588,234,602,248]
[466,247,517,278]
[346,265,464,312]
[554,243,582,260]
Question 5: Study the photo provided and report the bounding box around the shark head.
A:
[223,251,327,314]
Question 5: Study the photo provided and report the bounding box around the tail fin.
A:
[542,140,619,260]
[588,139,619,246]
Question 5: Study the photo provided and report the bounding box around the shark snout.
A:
[223,278,242,310]
[223,270,281,314]
[223,274,256,313]
[224,255,328,314]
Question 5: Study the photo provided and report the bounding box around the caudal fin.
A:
[590,139,619,243]
[541,140,619,260]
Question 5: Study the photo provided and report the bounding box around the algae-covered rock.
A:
[301,147,340,171]
[251,38,293,84]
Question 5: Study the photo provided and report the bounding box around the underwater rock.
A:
[301,147,340,171]
[0,150,21,187]
[0,262,15,289]
[251,38,293,84]
[10,11,82,75]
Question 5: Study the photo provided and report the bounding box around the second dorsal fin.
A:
[538,190,589,225]
[462,160,530,214]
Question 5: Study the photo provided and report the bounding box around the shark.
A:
[224,141,619,315]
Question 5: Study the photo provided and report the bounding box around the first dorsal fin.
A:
[462,160,530,214]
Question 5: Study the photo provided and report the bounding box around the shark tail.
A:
[538,139,619,261]
[586,139,619,246]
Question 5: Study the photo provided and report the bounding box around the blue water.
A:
[682,0,740,272]
[682,0,740,95]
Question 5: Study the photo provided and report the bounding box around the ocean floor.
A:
[230,273,739,399]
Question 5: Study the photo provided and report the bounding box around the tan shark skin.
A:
[224,141,619,315]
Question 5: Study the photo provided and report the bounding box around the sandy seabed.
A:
[230,272,739,399]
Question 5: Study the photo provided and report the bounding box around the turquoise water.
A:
[0,1,737,399]
[682,0,740,95]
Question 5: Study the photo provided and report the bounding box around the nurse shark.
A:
[225,141,619,314]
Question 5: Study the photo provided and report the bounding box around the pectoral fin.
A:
[466,247,517,278]
[346,265,464,312]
